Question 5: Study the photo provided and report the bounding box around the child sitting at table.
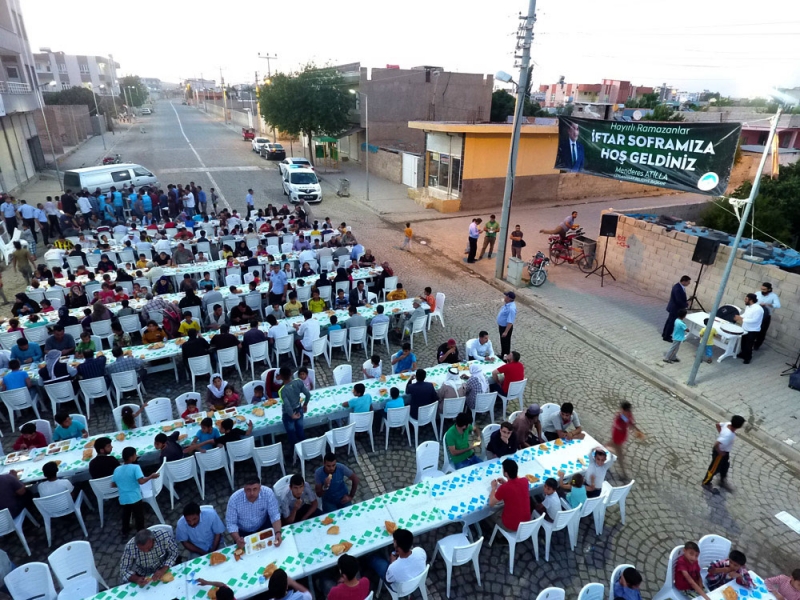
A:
[81,308,93,330]
[13,422,47,450]
[181,397,200,420]
[557,471,587,509]
[98,283,116,304]
[614,567,643,600]
[674,541,710,600]
[222,385,240,408]
[334,289,349,309]
[114,286,129,302]
[75,331,96,357]
[39,299,55,313]
[191,417,220,451]
[178,312,201,337]
[111,321,131,347]
[297,366,314,392]
[6,318,23,334]
[327,315,341,331]
[250,384,266,404]
[120,404,147,431]
[706,550,753,591]
[53,412,88,441]
[215,417,253,447]
[342,383,372,413]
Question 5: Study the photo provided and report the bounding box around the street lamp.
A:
[85,83,107,150]
[349,89,369,203]
[35,80,61,185]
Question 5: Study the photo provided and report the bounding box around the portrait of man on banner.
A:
[556,120,585,172]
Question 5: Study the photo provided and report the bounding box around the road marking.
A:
[168,101,231,211]
[158,166,264,174]
[776,511,800,534]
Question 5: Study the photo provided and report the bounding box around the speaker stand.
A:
[687,263,706,312]
[780,348,800,376]
[586,235,616,288]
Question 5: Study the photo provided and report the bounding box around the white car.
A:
[252,137,270,153]
[140,107,152,115]
[278,156,313,177]
[282,167,322,204]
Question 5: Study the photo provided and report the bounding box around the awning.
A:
[332,126,365,139]
[314,136,339,143]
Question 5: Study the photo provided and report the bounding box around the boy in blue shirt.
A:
[334,289,349,309]
[664,309,688,364]
[614,567,643,600]
[391,343,417,374]
[112,446,160,535]
[327,315,341,331]
[342,383,372,413]
[191,418,220,451]
[53,412,88,442]
[10,338,42,365]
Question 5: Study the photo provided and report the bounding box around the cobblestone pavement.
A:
[2,103,799,600]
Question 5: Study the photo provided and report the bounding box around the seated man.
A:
[278,474,321,524]
[489,459,532,532]
[466,331,496,361]
[513,404,543,448]
[489,350,524,396]
[390,342,417,374]
[10,337,42,365]
[13,422,47,451]
[230,300,256,325]
[225,480,283,544]
[444,412,482,470]
[542,402,583,442]
[314,452,359,514]
[436,338,460,364]
[368,528,427,591]
[119,528,180,586]
[38,460,78,499]
[323,554,371,600]
[175,502,226,559]
[486,421,518,458]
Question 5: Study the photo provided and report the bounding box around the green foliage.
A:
[625,93,659,109]
[490,89,515,122]
[118,75,148,107]
[700,161,800,247]
[642,104,684,122]
[43,86,116,116]
[258,63,352,164]
[523,99,545,118]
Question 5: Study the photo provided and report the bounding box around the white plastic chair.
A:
[578,583,605,600]
[226,437,256,484]
[47,540,109,591]
[347,326,368,359]
[175,392,201,417]
[377,563,430,600]
[349,411,375,453]
[653,546,689,600]
[188,355,214,391]
[540,403,560,427]
[196,446,234,493]
[488,514,545,574]
[333,364,352,386]
[293,435,327,479]
[217,346,244,381]
[113,403,142,430]
[33,490,90,547]
[301,336,329,370]
[597,479,635,533]
[497,378,528,420]
[296,285,312,305]
[404,316,428,349]
[245,293,263,318]
[427,292,446,330]
[273,335,297,367]
[272,474,293,503]
[79,377,114,414]
[414,440,445,483]
[144,397,173,424]
[327,329,348,360]
[90,320,114,349]
[410,401,439,447]
[382,405,411,450]
[241,380,261,404]
[22,418,53,444]
[252,441,286,481]
[224,296,240,313]
[247,341,271,379]
[481,424,500,460]
[536,588,566,600]
[110,370,146,405]
[24,325,50,347]
[609,564,636,600]
[119,314,142,341]
[438,396,466,441]
[66,256,85,272]
[4,562,57,600]
[325,422,357,458]
[0,330,23,350]
[1,387,41,431]
[148,523,174,538]
[88,476,118,529]
[69,413,88,436]
[432,533,484,598]
[141,460,166,524]
[164,456,203,508]
[184,305,202,321]
[381,276,398,301]
[63,324,84,341]
[698,533,732,583]
[541,504,582,561]
[472,392,497,425]
[0,507,39,556]
[225,273,242,287]
[561,494,606,538]
[368,320,391,356]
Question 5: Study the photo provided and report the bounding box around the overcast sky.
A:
[26,0,800,98]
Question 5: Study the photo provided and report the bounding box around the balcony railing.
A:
[0,81,31,94]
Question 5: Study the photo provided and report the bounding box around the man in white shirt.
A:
[298,247,316,265]
[702,415,744,494]
[466,331,496,361]
[734,293,764,364]
[369,528,426,590]
[362,355,382,379]
[266,315,289,346]
[754,282,780,351]
[183,191,196,217]
[113,223,129,235]
[294,310,320,353]
[77,194,94,217]
[38,460,76,498]
[245,189,254,219]
[17,200,39,243]
[154,236,172,255]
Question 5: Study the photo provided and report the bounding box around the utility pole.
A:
[258,53,278,142]
[201,72,207,112]
[686,108,783,386]
[220,68,227,124]
[494,0,537,280]
[255,70,262,135]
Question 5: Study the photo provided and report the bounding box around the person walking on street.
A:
[245,189,254,219]
[466,218,482,263]
[210,188,219,213]
[701,415,744,494]
[734,293,763,364]
[753,282,780,351]
[401,222,412,251]
[662,276,690,342]
[479,214,500,260]
[497,291,517,358]
[606,401,644,477]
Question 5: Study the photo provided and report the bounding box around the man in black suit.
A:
[349,280,368,307]
[556,122,585,172]
[663,276,691,341]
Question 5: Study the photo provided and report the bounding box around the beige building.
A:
[34,48,120,96]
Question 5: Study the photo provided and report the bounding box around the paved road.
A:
[3,103,799,600]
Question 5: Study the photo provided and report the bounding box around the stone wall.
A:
[368,147,402,184]
[603,212,800,352]
[619,201,713,223]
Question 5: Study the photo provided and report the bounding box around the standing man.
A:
[197,186,207,214]
[245,188,254,219]
[0,195,17,234]
[17,200,38,244]
[753,282,780,351]
[479,214,499,260]
[35,203,50,244]
[210,188,219,214]
[268,262,288,306]
[734,293,764,365]
[497,291,517,358]
[278,367,311,452]
[701,415,744,494]
[466,218,482,264]
[663,276,690,342]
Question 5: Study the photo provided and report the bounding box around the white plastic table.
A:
[685,312,743,362]
[707,572,776,600]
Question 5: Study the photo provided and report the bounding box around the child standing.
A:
[699,318,718,364]
[607,401,644,477]
[702,415,744,494]
[663,309,688,363]
[112,446,160,536]
[401,222,412,251]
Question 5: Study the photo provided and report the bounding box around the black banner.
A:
[554,116,741,196]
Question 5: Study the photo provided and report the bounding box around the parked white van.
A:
[281,168,322,204]
[62,164,159,194]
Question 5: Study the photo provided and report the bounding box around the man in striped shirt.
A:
[225,480,283,547]
[120,528,179,586]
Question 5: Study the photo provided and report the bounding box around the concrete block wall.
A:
[556,172,674,201]
[368,148,402,184]
[603,211,800,352]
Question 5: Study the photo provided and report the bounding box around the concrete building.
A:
[0,0,47,192]
[539,79,653,108]
[33,48,120,95]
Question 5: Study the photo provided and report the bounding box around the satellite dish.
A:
[632,110,643,121]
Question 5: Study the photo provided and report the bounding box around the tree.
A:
[43,86,106,116]
[258,63,352,166]
[642,103,684,122]
[490,89,516,122]
[118,75,148,107]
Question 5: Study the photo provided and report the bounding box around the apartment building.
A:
[33,48,120,96]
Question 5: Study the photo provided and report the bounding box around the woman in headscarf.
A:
[56,305,80,327]
[66,284,88,309]
[142,294,181,337]
[235,241,252,258]
[437,366,466,412]
[95,253,116,273]
[179,288,202,309]
[91,301,112,322]
[313,271,331,293]
[11,293,40,317]
[206,374,228,410]
[154,276,173,295]
[38,349,77,385]
[115,267,134,282]
[464,363,489,411]
[333,267,351,283]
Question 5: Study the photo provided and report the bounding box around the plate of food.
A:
[225,407,237,414]
[327,525,340,535]
[233,548,245,561]
[331,541,353,556]
[82,448,93,461]
[525,474,540,484]
[252,407,265,417]
[321,515,335,526]
[391,308,401,314]
[209,552,227,566]
[262,563,277,579]
[235,415,246,423]
[265,399,278,407]
[147,342,165,350]
[538,444,548,451]
[378,388,388,396]
[173,338,186,346]
[398,373,411,380]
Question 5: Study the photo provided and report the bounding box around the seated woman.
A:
[95,253,116,273]
[92,301,112,323]
[298,262,315,278]
[235,241,252,258]
[206,374,232,411]
[67,284,88,308]
[55,305,80,328]
[38,349,77,385]
[11,293,40,317]
[259,221,273,234]
[154,276,173,295]
[179,289,203,309]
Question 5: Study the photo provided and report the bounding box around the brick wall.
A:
[602,212,800,352]
[368,148,402,184]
